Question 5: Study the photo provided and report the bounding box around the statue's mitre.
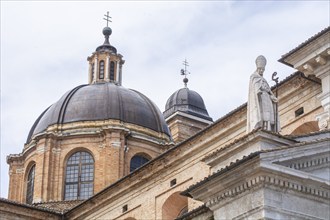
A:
[255,55,267,68]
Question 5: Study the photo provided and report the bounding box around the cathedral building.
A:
[1,20,329,220]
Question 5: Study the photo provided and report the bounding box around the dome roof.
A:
[27,83,170,143]
[164,88,212,121]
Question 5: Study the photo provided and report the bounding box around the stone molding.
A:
[206,174,329,208]
[165,111,213,125]
[285,155,329,171]
[27,119,171,147]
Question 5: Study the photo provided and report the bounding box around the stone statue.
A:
[247,55,279,133]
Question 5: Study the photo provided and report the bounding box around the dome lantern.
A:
[87,12,125,85]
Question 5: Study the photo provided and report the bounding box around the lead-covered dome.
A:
[164,88,212,121]
[27,83,171,142]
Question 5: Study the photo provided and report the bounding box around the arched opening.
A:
[64,151,94,200]
[162,191,188,220]
[99,60,105,79]
[130,153,151,173]
[110,61,115,81]
[26,164,36,204]
[291,121,319,135]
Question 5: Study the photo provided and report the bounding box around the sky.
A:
[1,1,329,198]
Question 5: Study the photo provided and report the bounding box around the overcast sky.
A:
[1,1,329,198]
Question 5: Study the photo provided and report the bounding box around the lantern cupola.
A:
[87,13,125,85]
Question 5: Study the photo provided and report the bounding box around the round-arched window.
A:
[26,165,36,204]
[64,151,94,200]
[130,155,150,172]
[110,61,115,81]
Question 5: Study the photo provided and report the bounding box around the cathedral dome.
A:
[27,83,171,142]
[164,88,212,121]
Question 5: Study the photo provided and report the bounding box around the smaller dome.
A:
[164,88,212,121]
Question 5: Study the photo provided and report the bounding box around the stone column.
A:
[105,55,110,81]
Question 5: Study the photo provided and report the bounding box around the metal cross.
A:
[103,11,112,27]
[181,59,190,87]
[180,59,190,77]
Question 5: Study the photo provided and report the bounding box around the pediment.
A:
[263,138,330,180]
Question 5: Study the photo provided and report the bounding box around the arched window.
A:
[64,151,94,200]
[26,165,36,204]
[130,155,150,172]
[99,60,105,79]
[110,61,115,81]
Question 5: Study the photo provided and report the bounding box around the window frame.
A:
[64,151,94,201]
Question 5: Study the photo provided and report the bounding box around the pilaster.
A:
[88,62,93,84]
[94,56,98,83]
[7,158,24,202]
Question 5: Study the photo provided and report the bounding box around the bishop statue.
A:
[247,55,280,133]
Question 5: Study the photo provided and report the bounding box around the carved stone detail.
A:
[315,55,326,65]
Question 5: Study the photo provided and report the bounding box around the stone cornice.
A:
[260,137,330,163]
[6,153,24,164]
[206,173,329,209]
[27,119,172,147]
[165,111,213,125]
[7,143,37,164]
[280,153,329,171]
[15,119,173,164]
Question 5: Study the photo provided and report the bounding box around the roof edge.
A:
[278,26,330,65]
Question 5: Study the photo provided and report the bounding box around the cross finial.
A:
[103,11,112,27]
[180,59,190,87]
